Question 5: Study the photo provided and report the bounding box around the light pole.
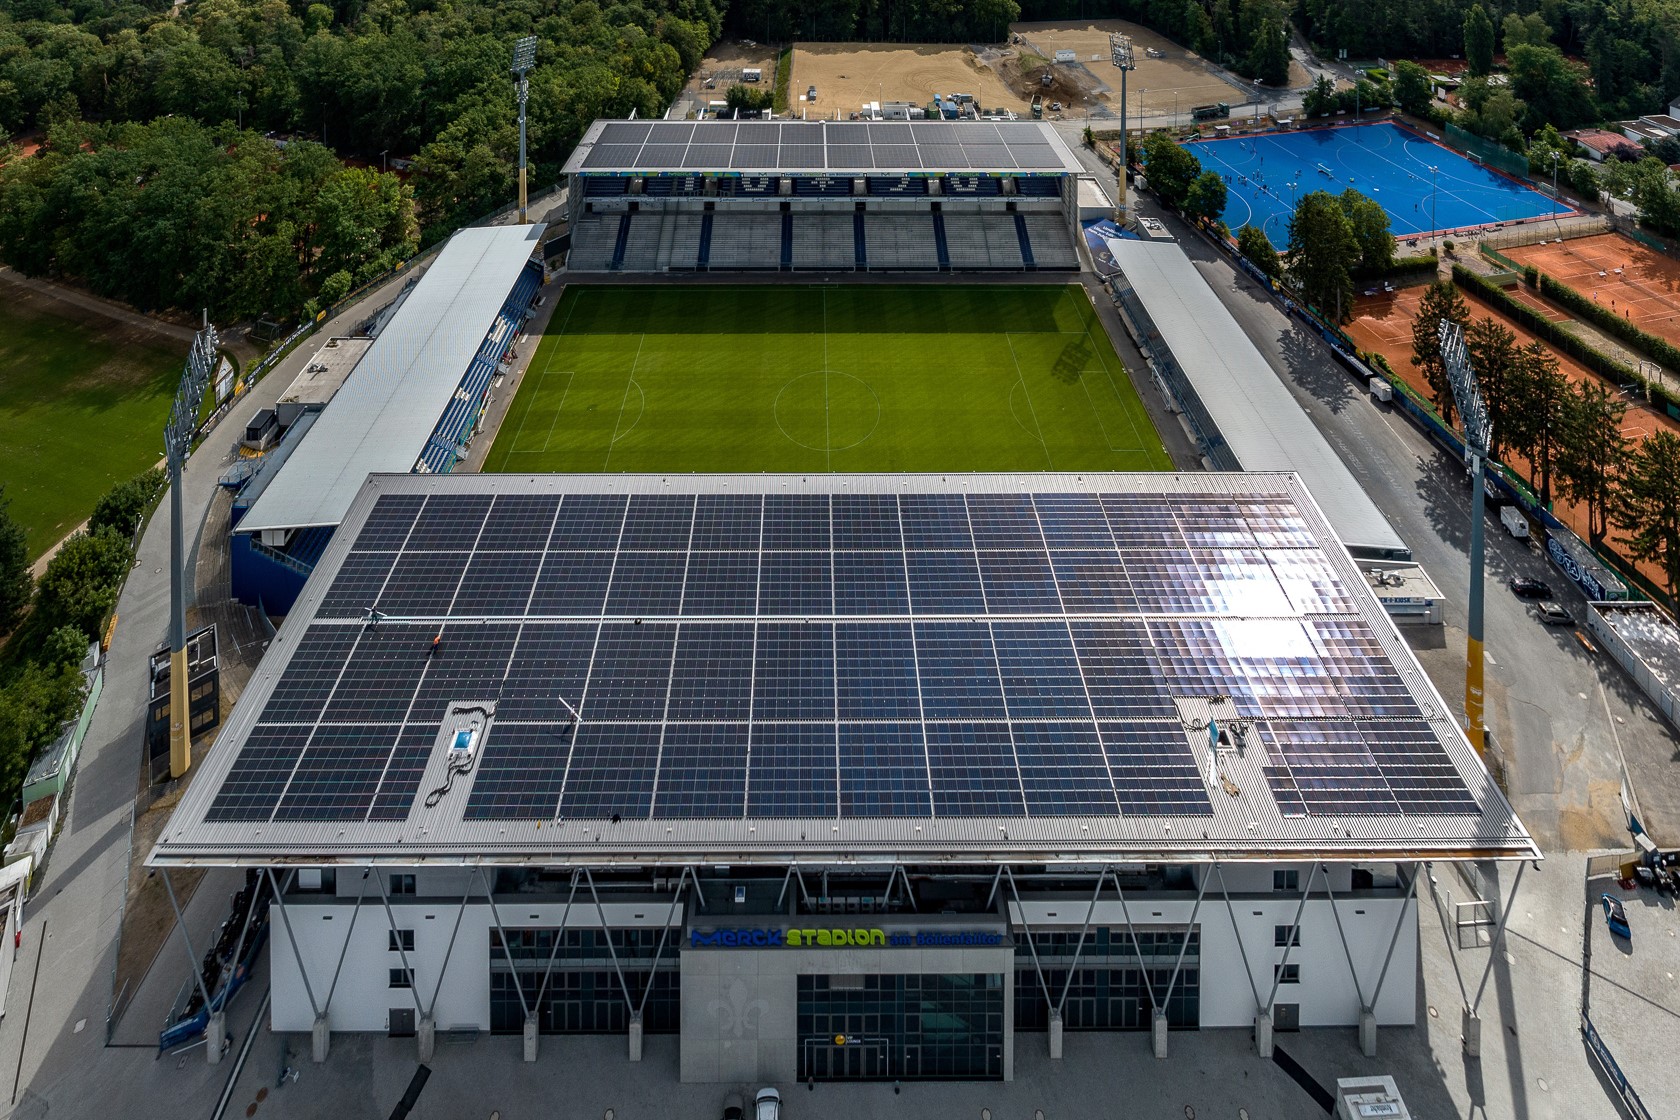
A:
[512,35,538,224]
[1109,33,1137,227]
[163,319,220,779]
[1430,165,1439,245]
[1440,319,1493,757]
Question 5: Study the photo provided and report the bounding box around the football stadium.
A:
[165,117,1533,1085]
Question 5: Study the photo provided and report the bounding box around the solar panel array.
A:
[203,486,1480,828]
[574,121,1074,173]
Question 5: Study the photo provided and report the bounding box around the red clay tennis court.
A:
[1504,232,1680,347]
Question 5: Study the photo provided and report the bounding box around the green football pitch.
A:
[483,285,1171,475]
[0,299,180,559]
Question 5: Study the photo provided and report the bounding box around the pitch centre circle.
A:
[773,371,880,451]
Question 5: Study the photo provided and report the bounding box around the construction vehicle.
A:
[1190,102,1231,121]
[1031,94,1043,119]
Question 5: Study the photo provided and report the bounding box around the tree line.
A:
[1410,280,1680,606]
[0,470,162,800]
[0,0,720,319]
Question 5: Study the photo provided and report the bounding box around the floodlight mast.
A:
[1109,33,1137,228]
[512,35,538,224]
[1439,318,1493,756]
[164,320,221,778]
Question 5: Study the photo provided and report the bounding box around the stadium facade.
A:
[151,471,1534,1083]
[559,119,1084,272]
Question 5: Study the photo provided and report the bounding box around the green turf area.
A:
[485,285,1171,476]
[0,300,180,559]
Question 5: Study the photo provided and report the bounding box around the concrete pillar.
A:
[1048,1011,1064,1060]
[523,1014,539,1063]
[1359,1010,1378,1058]
[628,1013,644,1062]
[1254,1012,1274,1059]
[1151,1009,1169,1059]
[206,1010,226,1065]
[311,1014,331,1064]
[1461,1009,1481,1058]
[417,1015,435,1063]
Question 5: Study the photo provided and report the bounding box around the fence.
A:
[1478,213,1609,251]
[1441,123,1529,178]
[1587,602,1680,731]
[1582,1015,1654,1119]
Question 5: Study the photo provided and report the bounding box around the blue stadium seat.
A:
[944,175,1002,196]
[867,176,927,196]
[1015,177,1060,197]
[583,177,628,197]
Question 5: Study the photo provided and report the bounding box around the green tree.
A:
[35,528,132,639]
[0,486,29,635]
[1463,315,1518,460]
[0,661,85,797]
[1245,19,1290,87]
[1556,381,1629,547]
[1237,224,1281,278]
[1613,429,1680,608]
[1501,12,1552,51]
[1393,60,1433,116]
[1141,131,1201,211]
[1464,6,1495,78]
[1338,188,1395,275]
[1184,169,1228,225]
[724,84,773,113]
[1503,340,1570,506]
[1568,159,1600,200]
[1304,74,1337,118]
[1287,190,1360,322]
[1409,280,1470,425]
[1507,44,1595,132]
[89,468,165,541]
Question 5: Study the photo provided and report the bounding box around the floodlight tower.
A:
[512,35,538,224]
[1439,318,1492,756]
[164,320,221,779]
[1109,32,1137,227]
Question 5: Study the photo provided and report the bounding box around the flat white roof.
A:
[237,224,544,535]
[1106,237,1407,559]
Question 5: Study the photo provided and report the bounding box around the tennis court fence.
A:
[1478,213,1609,251]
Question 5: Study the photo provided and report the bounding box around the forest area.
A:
[1,0,1678,322]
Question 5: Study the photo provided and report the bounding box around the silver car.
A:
[755,1086,782,1120]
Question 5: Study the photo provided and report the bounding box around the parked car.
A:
[1537,601,1573,625]
[722,1090,745,1120]
[1509,576,1551,599]
[755,1087,782,1120]
[1602,893,1631,940]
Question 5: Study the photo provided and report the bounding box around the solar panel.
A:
[196,478,1498,837]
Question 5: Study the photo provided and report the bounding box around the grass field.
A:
[485,285,1171,476]
[0,299,181,559]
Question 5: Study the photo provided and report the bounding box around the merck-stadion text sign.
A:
[690,927,1005,949]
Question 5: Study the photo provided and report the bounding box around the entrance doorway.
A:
[801,1039,888,1080]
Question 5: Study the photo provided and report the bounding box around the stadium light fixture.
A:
[1109,33,1137,228]
[163,318,221,778]
[512,35,539,224]
[1439,318,1492,757]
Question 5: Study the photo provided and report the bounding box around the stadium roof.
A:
[236,224,544,536]
[562,120,1085,175]
[151,472,1533,869]
[1105,237,1409,560]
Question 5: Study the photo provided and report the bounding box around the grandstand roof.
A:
[236,224,544,536]
[1104,238,1408,560]
[149,471,1533,870]
[562,119,1085,175]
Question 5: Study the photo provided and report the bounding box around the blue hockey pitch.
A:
[1182,122,1569,249]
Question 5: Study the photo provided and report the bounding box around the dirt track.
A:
[791,43,1030,116]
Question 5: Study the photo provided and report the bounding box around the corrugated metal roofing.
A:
[1105,238,1408,560]
[149,472,1535,868]
[235,225,544,535]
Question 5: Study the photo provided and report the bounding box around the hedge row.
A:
[1533,270,1680,376]
[1451,264,1652,392]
